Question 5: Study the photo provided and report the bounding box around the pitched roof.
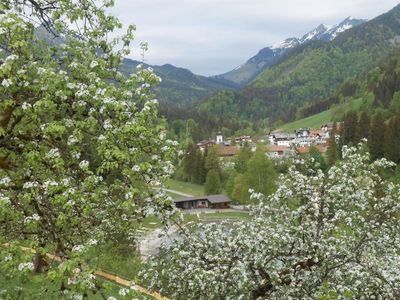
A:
[217,145,238,156]
[296,144,328,154]
[310,130,324,136]
[267,145,289,152]
[174,194,231,204]
[296,146,310,154]
[197,140,215,147]
[270,132,296,139]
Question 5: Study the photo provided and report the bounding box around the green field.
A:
[167,191,184,200]
[166,179,205,196]
[280,98,364,132]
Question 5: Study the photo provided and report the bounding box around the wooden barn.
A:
[174,195,231,209]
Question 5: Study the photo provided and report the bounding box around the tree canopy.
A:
[0,0,176,298]
[145,144,400,299]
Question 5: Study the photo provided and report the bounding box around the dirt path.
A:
[163,188,193,197]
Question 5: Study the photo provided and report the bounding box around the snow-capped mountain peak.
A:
[324,17,366,40]
[271,37,299,50]
[300,24,332,43]
[270,17,367,52]
[215,16,366,86]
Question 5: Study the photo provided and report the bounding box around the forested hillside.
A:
[214,17,366,86]
[35,26,238,108]
[198,4,400,128]
[120,59,238,107]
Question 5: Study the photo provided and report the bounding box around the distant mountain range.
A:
[36,15,366,108]
[116,16,367,107]
[213,17,367,86]
[34,5,399,126]
[120,59,238,107]
[198,3,400,126]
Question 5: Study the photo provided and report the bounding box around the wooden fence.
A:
[2,244,170,300]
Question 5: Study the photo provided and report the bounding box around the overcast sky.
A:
[110,0,399,76]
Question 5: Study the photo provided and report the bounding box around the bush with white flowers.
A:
[0,0,177,298]
[144,144,400,299]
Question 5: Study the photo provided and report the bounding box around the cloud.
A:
[110,0,399,76]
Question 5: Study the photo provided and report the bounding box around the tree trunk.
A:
[33,252,48,274]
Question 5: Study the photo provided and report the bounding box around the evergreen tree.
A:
[182,143,198,181]
[194,149,207,184]
[355,111,371,142]
[234,142,253,173]
[327,122,339,165]
[205,146,221,175]
[191,148,201,184]
[171,119,185,138]
[343,111,358,145]
[369,112,385,161]
[384,116,400,164]
[390,91,400,115]
[204,170,222,195]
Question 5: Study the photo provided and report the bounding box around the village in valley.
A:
[170,123,342,211]
[4,1,400,298]
[197,123,340,160]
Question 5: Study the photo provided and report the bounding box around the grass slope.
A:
[166,179,204,196]
[280,98,364,132]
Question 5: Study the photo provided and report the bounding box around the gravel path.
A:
[163,188,193,197]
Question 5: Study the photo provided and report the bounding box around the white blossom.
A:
[66,82,76,89]
[2,78,12,87]
[5,54,18,62]
[18,262,34,272]
[144,144,400,299]
[22,181,39,189]
[103,119,112,130]
[72,245,85,253]
[90,60,99,68]
[4,255,12,262]
[79,160,89,170]
[47,148,60,159]
[132,165,140,172]
[87,239,97,246]
[118,288,129,296]
[21,102,31,110]
[0,177,11,186]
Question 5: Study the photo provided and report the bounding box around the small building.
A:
[269,132,296,146]
[174,195,231,209]
[197,140,216,152]
[296,144,328,155]
[267,145,289,158]
[217,145,238,157]
[266,145,294,159]
[235,135,252,144]
[295,128,310,138]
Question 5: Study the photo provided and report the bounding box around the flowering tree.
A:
[145,144,400,299]
[0,0,177,298]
